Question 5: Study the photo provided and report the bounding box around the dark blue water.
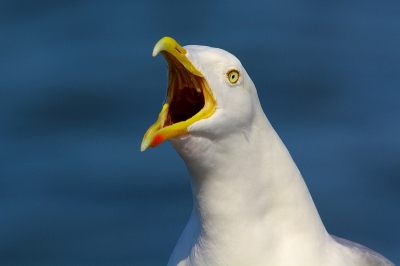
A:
[1,1,399,265]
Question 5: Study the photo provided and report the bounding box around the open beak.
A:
[141,37,216,151]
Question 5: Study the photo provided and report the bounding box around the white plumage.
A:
[142,37,395,266]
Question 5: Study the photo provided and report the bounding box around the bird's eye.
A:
[227,69,240,84]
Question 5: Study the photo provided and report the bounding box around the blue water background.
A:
[0,1,399,265]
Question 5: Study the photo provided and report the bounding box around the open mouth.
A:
[169,86,205,124]
[141,37,216,151]
[162,53,205,127]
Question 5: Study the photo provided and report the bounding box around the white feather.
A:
[166,45,394,266]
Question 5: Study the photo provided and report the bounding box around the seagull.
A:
[141,37,395,266]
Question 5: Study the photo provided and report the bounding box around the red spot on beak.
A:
[151,134,164,147]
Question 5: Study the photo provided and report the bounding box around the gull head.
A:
[141,36,260,152]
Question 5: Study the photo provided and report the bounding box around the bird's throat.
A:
[170,121,329,263]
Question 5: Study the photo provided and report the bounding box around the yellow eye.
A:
[227,69,239,84]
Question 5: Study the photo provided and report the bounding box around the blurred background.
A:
[0,1,399,265]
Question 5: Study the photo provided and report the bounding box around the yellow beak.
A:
[141,37,216,151]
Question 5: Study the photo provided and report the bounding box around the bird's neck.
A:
[170,114,329,263]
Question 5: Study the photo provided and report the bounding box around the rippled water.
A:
[1,1,399,265]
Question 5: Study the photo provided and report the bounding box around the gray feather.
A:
[331,235,395,266]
